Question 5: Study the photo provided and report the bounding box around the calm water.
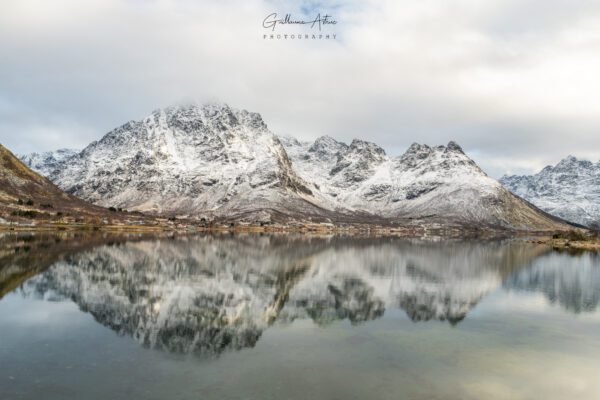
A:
[1,233,599,400]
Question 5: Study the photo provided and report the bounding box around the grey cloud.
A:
[1,0,600,178]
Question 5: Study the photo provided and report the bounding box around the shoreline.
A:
[0,222,575,239]
[524,237,600,251]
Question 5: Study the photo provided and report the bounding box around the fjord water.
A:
[1,234,599,400]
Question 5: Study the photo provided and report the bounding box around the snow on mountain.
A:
[18,148,78,178]
[499,156,600,227]
[41,103,334,221]
[19,102,569,229]
[282,136,567,230]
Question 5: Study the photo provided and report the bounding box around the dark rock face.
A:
[308,135,348,158]
[405,183,439,200]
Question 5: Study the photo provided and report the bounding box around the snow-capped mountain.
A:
[18,148,78,178]
[19,102,569,230]
[499,156,600,227]
[281,135,566,229]
[38,104,332,221]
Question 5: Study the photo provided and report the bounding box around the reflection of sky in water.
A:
[0,235,599,400]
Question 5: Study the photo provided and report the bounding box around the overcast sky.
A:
[1,0,600,178]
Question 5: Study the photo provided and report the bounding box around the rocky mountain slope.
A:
[500,156,600,227]
[19,103,570,230]
[38,104,344,223]
[19,148,78,178]
[0,144,110,220]
[280,136,567,230]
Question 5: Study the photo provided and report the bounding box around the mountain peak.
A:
[401,142,434,161]
[307,135,348,157]
[558,155,577,164]
[348,139,386,156]
[144,102,268,134]
[402,141,465,160]
[553,154,595,171]
[500,154,600,226]
[159,101,230,113]
[446,141,464,153]
[313,135,343,146]
[407,142,429,151]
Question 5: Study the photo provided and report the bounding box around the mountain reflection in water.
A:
[4,234,600,357]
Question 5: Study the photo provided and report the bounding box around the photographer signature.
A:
[263,13,337,31]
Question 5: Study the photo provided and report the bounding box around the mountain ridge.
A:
[500,155,600,227]
[281,132,567,230]
[19,148,78,178]
[17,102,570,231]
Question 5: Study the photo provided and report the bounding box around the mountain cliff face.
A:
[500,156,600,227]
[281,136,567,230]
[19,103,570,230]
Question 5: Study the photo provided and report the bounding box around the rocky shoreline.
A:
[525,237,600,251]
[0,220,576,240]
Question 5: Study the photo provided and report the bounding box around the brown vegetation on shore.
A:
[525,229,600,251]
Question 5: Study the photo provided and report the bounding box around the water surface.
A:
[1,233,599,400]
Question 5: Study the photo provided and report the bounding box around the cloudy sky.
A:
[1,0,600,178]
